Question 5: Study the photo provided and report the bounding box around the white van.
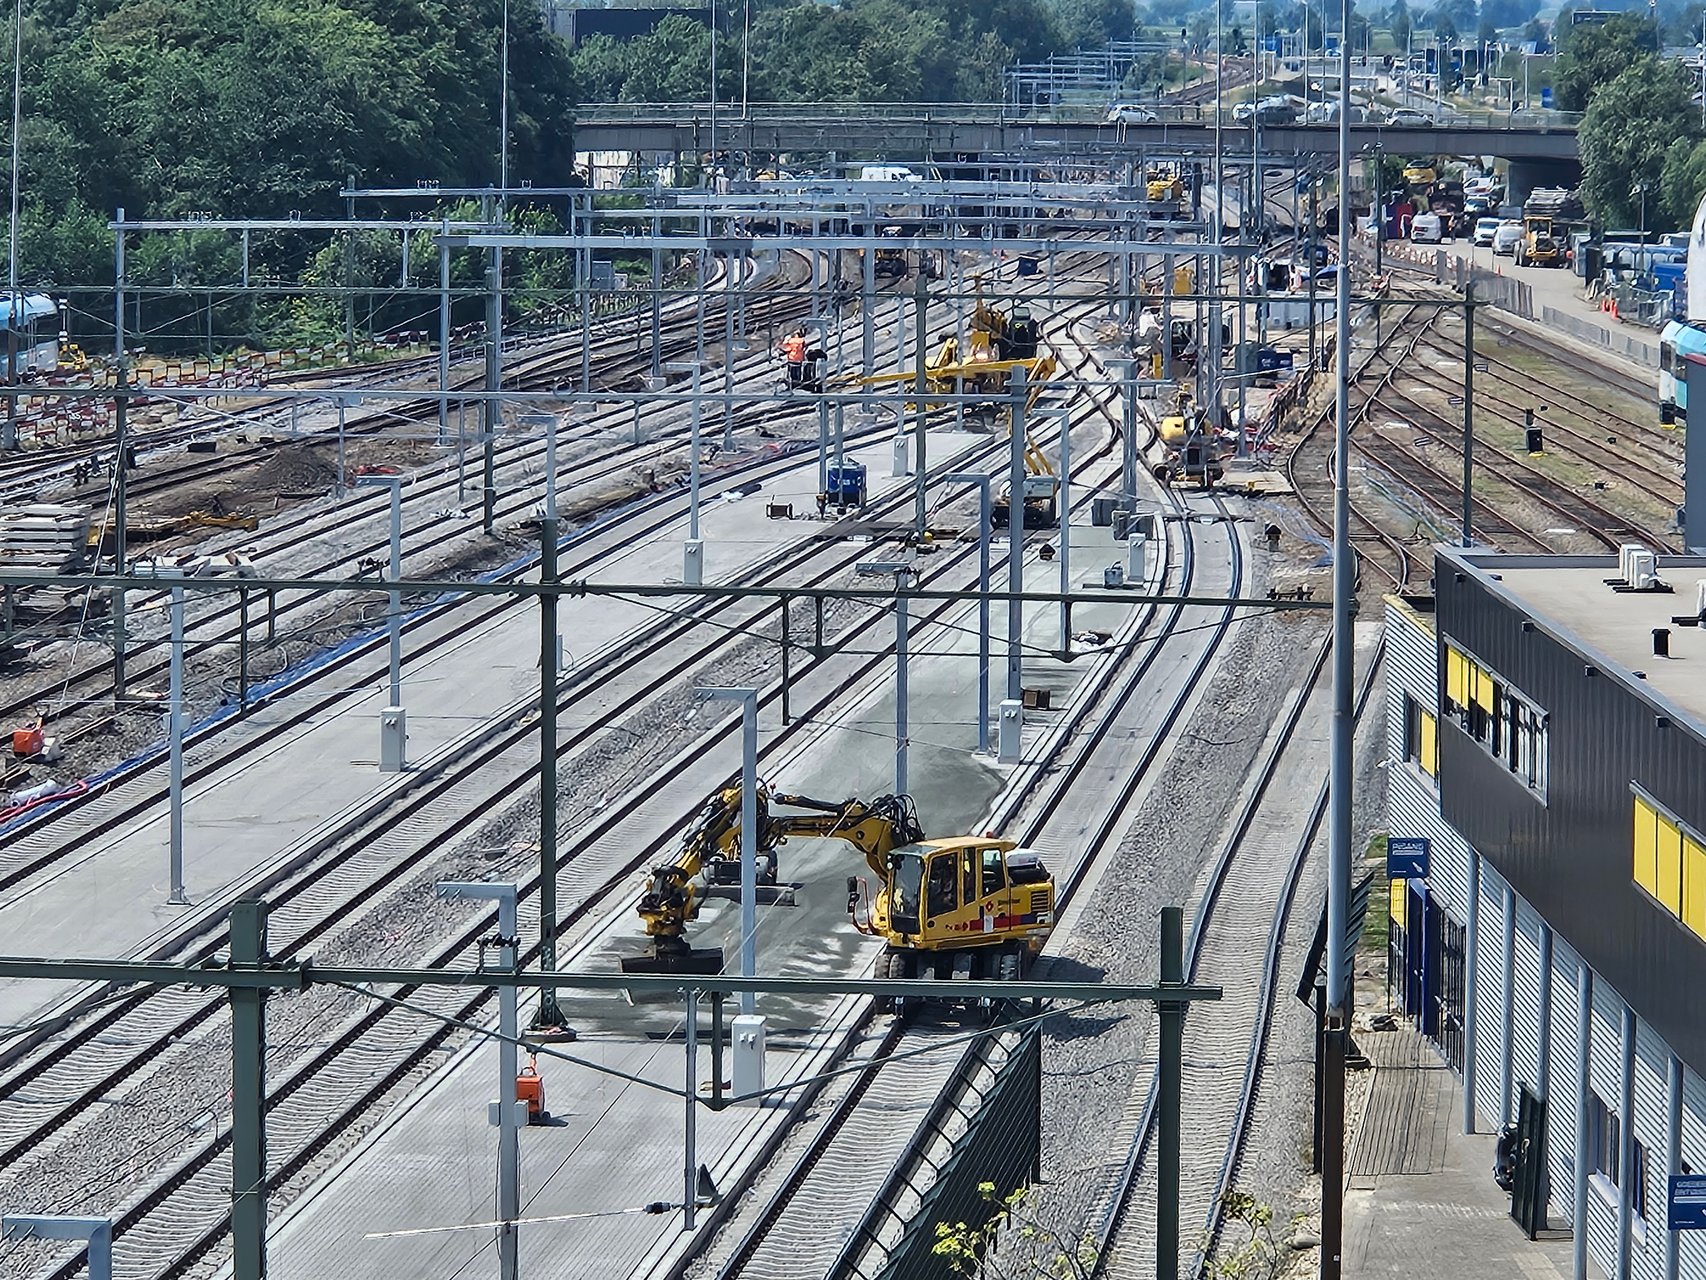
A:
[1411,212,1446,244]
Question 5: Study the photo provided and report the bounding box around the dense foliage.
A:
[1558,15,1705,228]
[568,0,1136,105]
[3,0,573,298]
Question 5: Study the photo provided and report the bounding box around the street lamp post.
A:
[434,880,522,1280]
[943,473,993,754]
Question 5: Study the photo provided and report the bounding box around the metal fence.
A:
[1539,304,1659,368]
[830,1023,1043,1280]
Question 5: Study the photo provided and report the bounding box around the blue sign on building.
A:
[1669,1175,1706,1230]
[1388,837,1431,879]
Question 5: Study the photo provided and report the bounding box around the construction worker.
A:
[779,326,808,386]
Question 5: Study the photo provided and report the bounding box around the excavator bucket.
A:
[619,945,726,976]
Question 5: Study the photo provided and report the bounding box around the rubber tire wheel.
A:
[876,947,903,1013]
[997,950,1022,982]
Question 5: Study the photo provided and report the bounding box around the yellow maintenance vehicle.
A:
[621,785,1056,997]
[1516,215,1564,268]
[1155,387,1224,488]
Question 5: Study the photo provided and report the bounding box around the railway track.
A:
[688,315,1259,1279]
[0,397,1125,1279]
[0,259,1137,1277]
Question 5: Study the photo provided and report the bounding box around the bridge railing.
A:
[573,101,1581,130]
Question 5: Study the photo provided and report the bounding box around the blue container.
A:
[826,462,867,505]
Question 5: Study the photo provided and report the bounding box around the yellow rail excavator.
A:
[1155,387,1224,488]
[832,280,1063,527]
[621,784,1055,999]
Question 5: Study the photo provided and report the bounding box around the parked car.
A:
[1105,103,1158,124]
[1231,101,1256,122]
[1473,216,1501,246]
[1385,107,1435,126]
[1492,221,1524,256]
[1464,175,1500,200]
[1411,211,1447,243]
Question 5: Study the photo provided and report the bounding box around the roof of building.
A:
[1442,550,1706,728]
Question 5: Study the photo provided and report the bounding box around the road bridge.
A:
[571,106,1581,165]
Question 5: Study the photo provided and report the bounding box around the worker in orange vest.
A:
[779,327,808,385]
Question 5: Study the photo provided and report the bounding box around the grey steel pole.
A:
[913,271,929,538]
[1617,1004,1636,1280]
[484,244,502,535]
[1322,0,1356,1269]
[536,434,566,1030]
[817,399,829,495]
[437,881,520,1280]
[704,687,759,1015]
[168,576,188,906]
[0,1219,113,1280]
[688,364,703,541]
[1158,904,1183,1280]
[1667,1052,1683,1280]
[895,576,908,796]
[335,398,347,499]
[723,268,736,450]
[1501,885,1517,1127]
[739,694,757,1014]
[1461,282,1475,546]
[1535,925,1554,1101]
[862,223,876,373]
[1007,368,1027,702]
[1573,962,1593,1280]
[386,483,402,705]
[1056,407,1071,647]
[1463,851,1481,1132]
[439,217,451,445]
[4,0,21,453]
[229,900,267,1280]
[683,989,700,1230]
[945,473,991,753]
[113,213,128,700]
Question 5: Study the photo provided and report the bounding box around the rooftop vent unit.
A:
[1606,543,1670,593]
[1629,548,1657,591]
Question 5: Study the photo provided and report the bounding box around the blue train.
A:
[1659,319,1706,424]
[0,293,60,376]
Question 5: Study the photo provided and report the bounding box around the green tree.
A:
[932,1184,1096,1278]
[1579,57,1698,225]
[1049,0,1135,49]
[1388,0,1413,50]
[1554,11,1656,111]
[1660,136,1706,228]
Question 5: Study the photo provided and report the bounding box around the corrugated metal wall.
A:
[1548,931,1583,1224]
[1436,555,1706,1074]
[1476,863,1509,1130]
[1383,596,1706,1280]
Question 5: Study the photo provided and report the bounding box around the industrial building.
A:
[1385,548,1706,1280]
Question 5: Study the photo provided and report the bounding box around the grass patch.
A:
[1361,832,1391,954]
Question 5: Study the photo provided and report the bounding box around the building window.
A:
[1633,790,1706,943]
[1632,1138,1649,1220]
[1442,643,1545,797]
[1590,1094,1619,1183]
[1402,695,1439,779]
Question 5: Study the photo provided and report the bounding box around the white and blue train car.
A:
[0,292,59,377]
[1658,319,1706,424]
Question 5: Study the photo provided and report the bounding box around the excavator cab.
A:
[862,838,1054,984]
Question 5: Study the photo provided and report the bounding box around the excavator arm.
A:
[623,786,925,975]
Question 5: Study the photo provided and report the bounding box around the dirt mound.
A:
[252,444,339,493]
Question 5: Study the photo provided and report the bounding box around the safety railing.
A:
[573,101,1581,130]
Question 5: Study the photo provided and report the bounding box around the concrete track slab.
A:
[252,484,1157,1280]
[0,430,995,1032]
